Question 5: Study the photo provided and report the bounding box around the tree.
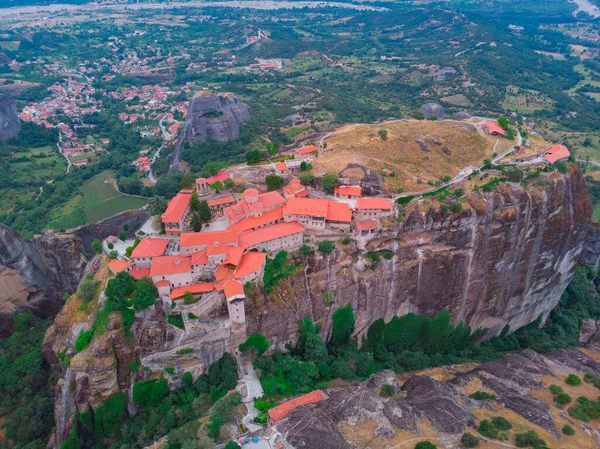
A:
[199,200,212,222]
[380,384,395,397]
[246,149,265,164]
[321,173,339,194]
[378,129,388,140]
[118,230,127,241]
[449,202,462,213]
[224,178,235,190]
[318,240,335,254]
[299,244,313,255]
[554,160,568,174]
[299,172,314,186]
[565,374,581,386]
[507,168,523,182]
[497,116,509,130]
[224,442,241,449]
[266,141,277,156]
[266,174,284,191]
[191,213,202,232]
[210,181,224,193]
[239,333,270,356]
[562,425,575,436]
[190,190,201,212]
[133,378,169,408]
[108,250,118,259]
[483,159,493,170]
[300,161,312,171]
[181,172,195,189]
[92,239,102,254]
[329,304,355,349]
[132,277,157,311]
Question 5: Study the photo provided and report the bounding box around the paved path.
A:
[236,358,264,433]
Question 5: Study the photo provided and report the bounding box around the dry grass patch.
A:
[316,120,494,193]
[339,418,441,449]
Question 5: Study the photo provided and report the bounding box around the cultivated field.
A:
[47,171,148,230]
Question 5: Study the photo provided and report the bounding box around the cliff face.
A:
[247,168,594,348]
[0,94,20,141]
[0,207,150,336]
[179,91,249,145]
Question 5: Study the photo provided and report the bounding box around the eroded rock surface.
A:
[419,102,445,120]
[0,94,20,141]
[247,168,595,348]
[280,348,600,447]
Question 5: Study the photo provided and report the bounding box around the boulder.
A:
[419,102,445,120]
[453,111,471,121]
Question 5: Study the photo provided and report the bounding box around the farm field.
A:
[46,171,148,231]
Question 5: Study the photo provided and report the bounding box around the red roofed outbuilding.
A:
[484,121,506,137]
[544,144,571,164]
[131,238,168,267]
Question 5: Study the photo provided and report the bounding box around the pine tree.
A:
[191,213,202,232]
[199,200,212,222]
[190,190,200,212]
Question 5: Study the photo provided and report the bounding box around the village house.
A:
[544,144,571,164]
[283,197,352,231]
[354,219,379,236]
[294,145,319,159]
[161,190,193,235]
[130,238,168,267]
[334,185,362,200]
[483,121,506,137]
[354,198,394,220]
[108,259,134,275]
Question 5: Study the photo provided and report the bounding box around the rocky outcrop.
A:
[579,221,600,269]
[419,102,445,120]
[579,318,600,350]
[0,207,150,336]
[179,91,249,145]
[453,111,471,121]
[279,347,600,448]
[0,94,20,141]
[247,167,595,348]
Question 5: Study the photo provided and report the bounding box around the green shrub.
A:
[168,314,185,330]
[299,244,313,255]
[549,384,563,395]
[478,419,498,439]
[568,396,600,421]
[239,333,270,356]
[566,374,582,386]
[461,433,479,448]
[164,367,175,375]
[491,417,511,431]
[318,240,335,254]
[94,392,125,440]
[380,384,395,397]
[414,442,436,449]
[177,348,194,355]
[469,391,496,401]
[555,392,572,407]
[133,378,169,408]
[514,430,545,448]
[562,424,575,436]
[75,329,94,352]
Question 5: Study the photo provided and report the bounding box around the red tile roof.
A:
[207,195,236,207]
[334,186,362,197]
[156,280,170,287]
[356,197,393,211]
[191,250,208,265]
[238,222,304,249]
[224,191,286,223]
[161,191,191,223]
[276,161,288,172]
[484,121,506,136]
[234,252,267,280]
[108,259,133,273]
[284,179,308,198]
[180,229,238,248]
[225,247,245,266]
[223,280,245,299]
[544,144,571,164]
[231,207,283,234]
[129,267,151,280]
[170,282,215,300]
[355,219,377,231]
[150,255,191,277]
[326,201,352,223]
[295,145,318,156]
[131,238,168,259]
[284,197,329,218]
[268,390,326,423]
[207,242,228,256]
